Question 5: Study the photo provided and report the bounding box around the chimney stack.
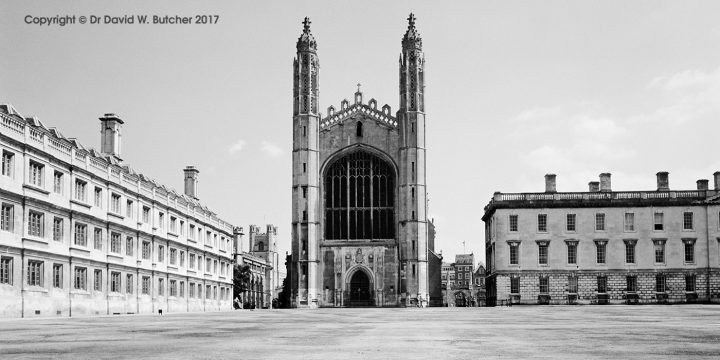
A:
[656,171,669,191]
[599,173,611,192]
[183,166,199,200]
[697,179,709,191]
[588,181,600,192]
[714,172,720,190]
[99,113,124,161]
[544,174,557,193]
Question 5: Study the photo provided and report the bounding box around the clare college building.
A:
[484,173,720,305]
[0,105,235,317]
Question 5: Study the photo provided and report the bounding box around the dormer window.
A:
[356,122,363,137]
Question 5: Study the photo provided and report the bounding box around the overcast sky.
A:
[2,1,719,264]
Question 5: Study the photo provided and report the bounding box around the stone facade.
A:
[290,15,439,307]
[0,105,235,318]
[484,173,720,305]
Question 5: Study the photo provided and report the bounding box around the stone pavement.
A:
[1,305,719,359]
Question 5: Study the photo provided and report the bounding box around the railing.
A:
[495,190,707,203]
[0,113,24,134]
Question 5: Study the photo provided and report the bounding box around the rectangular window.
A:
[654,212,664,231]
[93,269,102,291]
[53,217,63,242]
[158,212,164,229]
[0,257,12,285]
[126,274,134,294]
[189,253,196,269]
[654,240,666,263]
[170,279,177,297]
[538,243,548,265]
[142,276,150,295]
[595,213,605,231]
[626,275,637,292]
[28,211,43,237]
[142,207,150,223]
[110,272,120,293]
[126,200,133,218]
[1,203,13,232]
[74,267,87,290]
[126,237,134,256]
[29,160,44,187]
[93,228,103,250]
[1,150,14,178]
[566,214,576,232]
[685,274,696,292]
[179,281,185,297]
[684,241,695,263]
[53,263,63,288]
[170,217,177,233]
[110,193,121,214]
[158,278,164,296]
[198,284,202,298]
[94,187,102,207]
[597,276,607,293]
[75,179,87,202]
[537,214,547,232]
[302,186,307,199]
[656,274,666,293]
[179,251,185,267]
[206,285,211,299]
[27,260,43,286]
[509,244,519,265]
[74,223,87,246]
[53,171,63,194]
[683,212,694,230]
[213,260,218,274]
[158,245,164,262]
[625,241,635,264]
[624,213,635,231]
[189,224,195,240]
[142,241,151,260]
[179,220,185,235]
[539,276,549,293]
[170,248,177,265]
[567,242,577,264]
[596,242,606,264]
[206,258,211,272]
[189,282,195,298]
[110,233,121,254]
[568,275,578,293]
[509,215,518,232]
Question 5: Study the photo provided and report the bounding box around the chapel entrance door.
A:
[348,271,373,307]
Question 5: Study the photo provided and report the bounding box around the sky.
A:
[2,1,720,265]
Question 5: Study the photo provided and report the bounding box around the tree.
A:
[233,264,252,303]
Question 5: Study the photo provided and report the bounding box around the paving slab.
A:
[1,305,719,359]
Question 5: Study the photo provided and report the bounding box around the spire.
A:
[297,16,317,52]
[402,13,422,51]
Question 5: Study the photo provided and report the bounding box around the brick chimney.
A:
[183,166,199,200]
[599,173,611,192]
[544,174,557,193]
[656,171,669,191]
[697,179,709,191]
[588,181,600,192]
[99,113,124,161]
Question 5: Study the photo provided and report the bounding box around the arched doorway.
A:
[454,292,467,307]
[348,270,373,307]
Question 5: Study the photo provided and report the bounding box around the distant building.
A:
[484,173,720,306]
[0,105,235,318]
[233,225,282,308]
[440,254,482,306]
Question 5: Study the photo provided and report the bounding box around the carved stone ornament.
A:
[355,248,364,264]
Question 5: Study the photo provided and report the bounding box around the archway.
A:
[348,270,373,307]
[454,291,467,307]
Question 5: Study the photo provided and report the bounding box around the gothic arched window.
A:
[324,151,395,240]
[257,242,264,251]
[356,122,363,137]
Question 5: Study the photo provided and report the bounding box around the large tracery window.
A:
[324,151,395,240]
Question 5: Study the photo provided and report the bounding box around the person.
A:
[234,297,241,310]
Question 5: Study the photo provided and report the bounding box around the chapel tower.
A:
[291,17,321,307]
[398,13,429,302]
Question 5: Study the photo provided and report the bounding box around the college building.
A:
[233,224,281,308]
[0,104,236,317]
[483,172,720,305]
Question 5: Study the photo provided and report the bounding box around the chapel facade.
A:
[290,14,434,307]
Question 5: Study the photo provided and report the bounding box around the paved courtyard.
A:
[1,305,719,359]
